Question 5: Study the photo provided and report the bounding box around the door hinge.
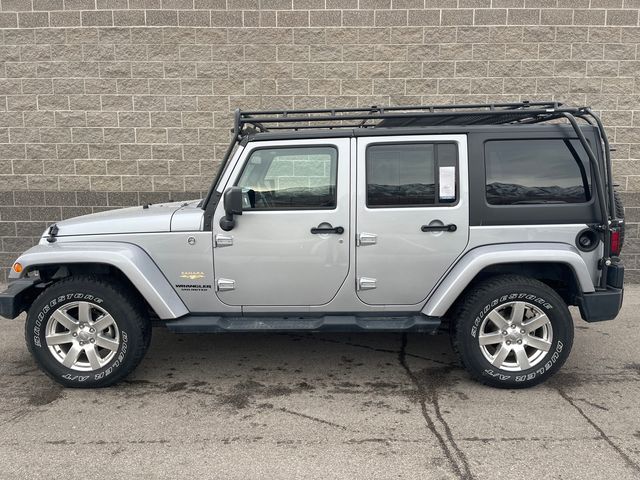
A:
[216,278,235,291]
[356,232,377,246]
[357,277,377,290]
[214,234,233,247]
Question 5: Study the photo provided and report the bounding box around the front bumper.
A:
[0,279,39,319]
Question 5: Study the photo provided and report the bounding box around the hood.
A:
[48,201,199,237]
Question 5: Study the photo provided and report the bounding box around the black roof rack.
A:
[237,101,574,133]
[202,100,618,288]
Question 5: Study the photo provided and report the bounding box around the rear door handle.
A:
[311,224,344,235]
[421,224,457,232]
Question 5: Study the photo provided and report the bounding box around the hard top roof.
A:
[243,122,597,143]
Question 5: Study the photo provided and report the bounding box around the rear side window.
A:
[366,143,458,207]
[485,139,591,205]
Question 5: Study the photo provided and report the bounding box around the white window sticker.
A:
[439,166,456,200]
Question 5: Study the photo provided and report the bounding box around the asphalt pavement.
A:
[1,285,640,479]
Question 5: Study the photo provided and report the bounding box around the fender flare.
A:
[9,242,189,320]
[422,242,596,317]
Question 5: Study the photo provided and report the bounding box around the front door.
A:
[212,138,350,306]
[356,135,469,305]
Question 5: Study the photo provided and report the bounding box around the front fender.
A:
[9,242,189,320]
[422,243,596,317]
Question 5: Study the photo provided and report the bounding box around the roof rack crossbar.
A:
[239,101,560,117]
[239,108,578,126]
[236,102,579,134]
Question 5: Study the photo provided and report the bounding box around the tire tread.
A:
[449,274,572,389]
[25,275,150,388]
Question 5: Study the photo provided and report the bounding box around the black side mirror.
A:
[219,187,243,231]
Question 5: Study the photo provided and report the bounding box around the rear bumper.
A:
[0,279,38,319]
[577,287,623,322]
[576,264,624,322]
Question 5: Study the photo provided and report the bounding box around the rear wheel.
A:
[450,275,573,388]
[25,275,151,388]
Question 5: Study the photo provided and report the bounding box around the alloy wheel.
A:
[478,301,553,372]
[45,301,120,372]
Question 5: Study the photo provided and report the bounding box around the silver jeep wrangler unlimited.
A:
[0,101,625,389]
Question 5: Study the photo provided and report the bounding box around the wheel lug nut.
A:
[90,328,95,333]
[517,340,522,345]
[90,338,95,343]
[502,331,507,335]
[520,329,525,334]
[72,332,78,337]
[506,340,511,345]
[79,341,84,345]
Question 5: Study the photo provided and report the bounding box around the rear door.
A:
[355,134,469,305]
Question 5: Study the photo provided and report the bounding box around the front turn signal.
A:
[12,262,23,273]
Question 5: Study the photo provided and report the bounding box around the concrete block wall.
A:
[0,1,639,281]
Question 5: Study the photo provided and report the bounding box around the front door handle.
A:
[214,234,233,247]
[357,232,377,246]
[421,223,457,232]
[311,224,344,235]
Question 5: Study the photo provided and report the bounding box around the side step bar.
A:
[165,315,441,334]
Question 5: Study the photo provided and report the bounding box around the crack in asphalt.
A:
[279,407,348,431]
[43,439,170,446]
[460,435,603,444]
[285,332,459,367]
[576,398,609,411]
[398,334,475,480]
[0,409,29,428]
[557,387,640,475]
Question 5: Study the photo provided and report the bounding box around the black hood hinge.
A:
[46,224,59,243]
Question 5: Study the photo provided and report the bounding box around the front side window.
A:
[485,139,591,205]
[366,143,458,207]
[237,146,337,209]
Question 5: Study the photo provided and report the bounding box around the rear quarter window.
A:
[485,139,591,205]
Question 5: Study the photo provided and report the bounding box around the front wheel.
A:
[450,275,574,389]
[25,275,151,388]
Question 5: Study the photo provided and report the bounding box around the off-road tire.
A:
[450,275,573,389]
[25,275,151,388]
